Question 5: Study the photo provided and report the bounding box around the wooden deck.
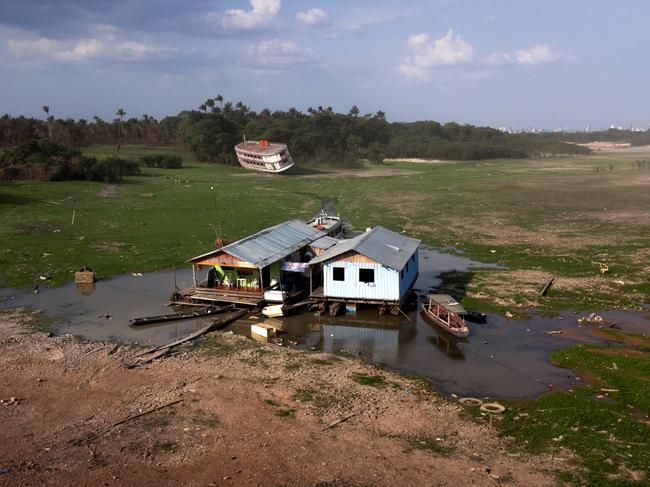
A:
[180,287,265,307]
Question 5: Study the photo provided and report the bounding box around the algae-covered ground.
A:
[499,336,650,485]
[1,144,648,313]
[1,144,649,486]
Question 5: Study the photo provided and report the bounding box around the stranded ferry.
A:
[235,139,295,173]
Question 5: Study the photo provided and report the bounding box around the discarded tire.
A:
[480,402,506,414]
[459,397,483,406]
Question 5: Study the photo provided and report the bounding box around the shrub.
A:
[0,140,139,182]
[141,154,183,168]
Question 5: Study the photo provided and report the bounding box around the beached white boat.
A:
[306,210,343,238]
[235,140,294,173]
[421,294,469,338]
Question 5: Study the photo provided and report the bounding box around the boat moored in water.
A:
[421,294,470,338]
[235,140,295,173]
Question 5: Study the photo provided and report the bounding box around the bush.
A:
[0,140,139,182]
[140,154,183,168]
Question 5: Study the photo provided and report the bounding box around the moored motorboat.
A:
[421,294,469,338]
[306,210,343,238]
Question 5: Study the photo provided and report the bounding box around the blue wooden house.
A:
[309,226,420,308]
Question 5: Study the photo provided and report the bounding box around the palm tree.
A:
[42,105,52,140]
[216,94,223,109]
[349,105,360,118]
[116,108,126,143]
[205,98,215,112]
[199,103,207,113]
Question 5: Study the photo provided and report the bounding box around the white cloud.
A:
[245,39,313,68]
[296,8,330,27]
[3,26,182,68]
[221,0,281,30]
[486,44,573,66]
[398,29,473,81]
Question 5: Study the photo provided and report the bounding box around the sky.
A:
[0,0,648,129]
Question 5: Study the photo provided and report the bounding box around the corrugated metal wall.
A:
[399,248,419,296]
[323,261,399,301]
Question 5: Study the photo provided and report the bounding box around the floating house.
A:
[309,226,420,310]
[186,220,331,306]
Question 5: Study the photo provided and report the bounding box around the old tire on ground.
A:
[480,402,506,414]
[459,397,483,407]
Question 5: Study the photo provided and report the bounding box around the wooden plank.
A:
[539,277,555,296]
[129,309,248,367]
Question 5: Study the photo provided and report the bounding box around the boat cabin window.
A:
[359,268,375,284]
[333,267,345,281]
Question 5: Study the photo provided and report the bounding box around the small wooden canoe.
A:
[129,304,233,326]
[421,294,469,338]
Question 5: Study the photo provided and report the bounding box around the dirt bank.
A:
[0,309,565,486]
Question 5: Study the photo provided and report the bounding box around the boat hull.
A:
[235,141,295,173]
[421,306,469,338]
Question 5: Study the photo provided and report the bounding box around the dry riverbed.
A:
[0,308,569,486]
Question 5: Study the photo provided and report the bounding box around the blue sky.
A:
[1,0,648,129]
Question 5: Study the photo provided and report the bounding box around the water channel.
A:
[2,248,647,398]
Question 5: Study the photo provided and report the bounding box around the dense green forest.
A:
[0,100,611,167]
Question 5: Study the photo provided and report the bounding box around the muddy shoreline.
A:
[0,308,565,486]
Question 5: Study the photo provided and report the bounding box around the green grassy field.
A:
[1,144,648,312]
[1,144,649,485]
[500,340,650,485]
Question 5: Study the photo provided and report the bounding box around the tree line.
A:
[1,99,597,166]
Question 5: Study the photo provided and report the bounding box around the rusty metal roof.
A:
[189,220,325,268]
[310,235,340,250]
[308,226,420,271]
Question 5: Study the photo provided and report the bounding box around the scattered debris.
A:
[546,330,565,336]
[74,266,96,284]
[322,411,359,431]
[459,397,483,406]
[539,277,555,296]
[578,313,604,325]
[505,311,514,319]
[480,402,506,414]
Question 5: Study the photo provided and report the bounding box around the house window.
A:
[400,270,404,279]
[405,262,409,273]
[333,267,345,281]
[359,268,375,283]
[411,254,415,262]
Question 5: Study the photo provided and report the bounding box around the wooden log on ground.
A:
[322,411,359,431]
[539,277,555,296]
[128,309,248,367]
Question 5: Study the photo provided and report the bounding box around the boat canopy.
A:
[425,294,467,314]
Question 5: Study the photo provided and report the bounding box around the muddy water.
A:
[0,270,204,346]
[1,248,647,398]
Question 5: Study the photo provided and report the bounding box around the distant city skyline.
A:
[1,0,648,130]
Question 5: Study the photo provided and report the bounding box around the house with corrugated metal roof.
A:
[186,220,336,306]
[308,226,420,311]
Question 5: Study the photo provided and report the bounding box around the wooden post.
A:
[192,265,197,287]
[259,267,264,294]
